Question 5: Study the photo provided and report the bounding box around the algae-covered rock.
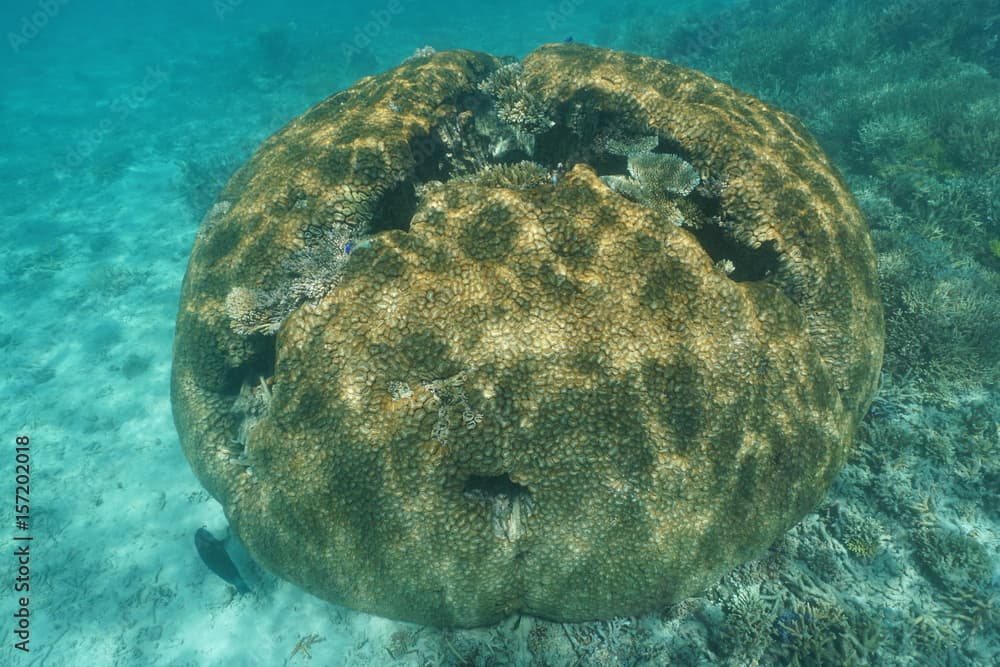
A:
[172,44,884,626]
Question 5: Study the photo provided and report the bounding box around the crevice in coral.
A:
[463,473,529,499]
[221,338,277,399]
[463,473,534,543]
[369,177,416,233]
[404,73,782,288]
[534,88,652,171]
[220,340,277,457]
[409,130,452,183]
[688,224,780,282]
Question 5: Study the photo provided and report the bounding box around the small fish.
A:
[195,527,251,595]
[347,238,374,253]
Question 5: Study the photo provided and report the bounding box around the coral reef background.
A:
[1,0,996,664]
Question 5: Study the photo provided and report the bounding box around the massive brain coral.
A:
[172,44,883,626]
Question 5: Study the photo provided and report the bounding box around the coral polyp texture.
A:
[171,44,884,627]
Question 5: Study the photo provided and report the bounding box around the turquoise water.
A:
[2,0,997,664]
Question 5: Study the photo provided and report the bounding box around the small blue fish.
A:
[195,527,251,595]
[346,238,374,254]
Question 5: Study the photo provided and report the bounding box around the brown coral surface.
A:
[172,44,883,627]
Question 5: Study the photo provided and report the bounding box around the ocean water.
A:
[2,0,998,665]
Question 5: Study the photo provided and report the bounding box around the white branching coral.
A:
[478,62,554,134]
[628,152,701,197]
[224,286,283,336]
[598,133,701,206]
[224,235,355,337]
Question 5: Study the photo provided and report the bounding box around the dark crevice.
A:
[689,224,781,282]
[404,80,783,288]
[219,334,277,398]
[652,136,685,156]
[536,102,641,170]
[222,337,277,399]
[409,131,451,183]
[369,179,416,233]
[589,152,629,178]
[463,473,530,501]
[226,342,278,454]
[248,342,277,388]
[463,473,535,542]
